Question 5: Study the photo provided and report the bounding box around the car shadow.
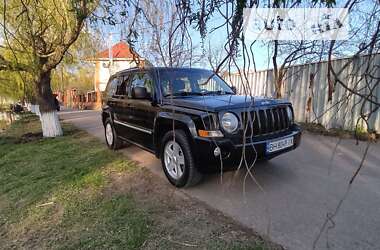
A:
[121,143,300,192]
[196,156,299,192]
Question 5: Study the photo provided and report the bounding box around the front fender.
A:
[101,109,114,126]
[153,112,198,157]
[156,112,198,136]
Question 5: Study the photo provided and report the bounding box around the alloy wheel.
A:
[164,140,185,180]
[105,123,114,146]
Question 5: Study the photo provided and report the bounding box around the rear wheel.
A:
[161,130,202,187]
[104,118,123,150]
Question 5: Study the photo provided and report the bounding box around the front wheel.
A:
[104,118,123,150]
[161,130,202,188]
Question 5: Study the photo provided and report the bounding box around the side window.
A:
[106,77,119,97]
[129,72,153,98]
[115,74,131,96]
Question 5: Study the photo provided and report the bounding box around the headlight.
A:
[286,106,294,123]
[221,112,239,133]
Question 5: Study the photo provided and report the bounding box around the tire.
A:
[104,118,123,150]
[161,129,202,188]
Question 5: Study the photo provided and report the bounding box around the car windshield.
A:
[157,68,234,97]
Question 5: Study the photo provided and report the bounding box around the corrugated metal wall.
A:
[225,54,380,131]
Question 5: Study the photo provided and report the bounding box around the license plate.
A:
[266,137,294,154]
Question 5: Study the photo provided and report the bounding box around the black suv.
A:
[102,67,301,187]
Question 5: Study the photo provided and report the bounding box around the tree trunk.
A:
[40,111,62,137]
[272,41,281,98]
[35,69,63,137]
[276,69,284,99]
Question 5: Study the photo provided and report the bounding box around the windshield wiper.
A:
[164,91,234,97]
[164,92,205,97]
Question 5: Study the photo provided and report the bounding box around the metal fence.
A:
[225,54,380,132]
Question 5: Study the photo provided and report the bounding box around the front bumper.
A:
[192,125,302,172]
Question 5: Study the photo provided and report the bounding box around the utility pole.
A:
[108,33,113,65]
[108,32,116,75]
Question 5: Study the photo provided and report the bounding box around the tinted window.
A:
[158,68,234,97]
[115,74,131,96]
[129,72,153,98]
[106,77,119,97]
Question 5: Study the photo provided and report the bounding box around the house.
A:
[92,42,146,108]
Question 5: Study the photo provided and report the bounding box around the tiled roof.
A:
[96,42,141,59]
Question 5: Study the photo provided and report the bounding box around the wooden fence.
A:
[225,54,380,132]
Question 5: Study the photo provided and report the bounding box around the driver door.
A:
[125,71,157,150]
[112,72,135,138]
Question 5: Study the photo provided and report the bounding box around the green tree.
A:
[51,32,102,95]
[0,47,35,102]
[52,66,94,93]
[0,0,96,137]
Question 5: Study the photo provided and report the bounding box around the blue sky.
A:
[104,10,272,71]
[101,0,377,72]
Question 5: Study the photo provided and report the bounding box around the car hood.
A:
[163,95,289,112]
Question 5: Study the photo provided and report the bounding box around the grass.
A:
[299,122,378,141]
[0,115,148,249]
[0,115,275,250]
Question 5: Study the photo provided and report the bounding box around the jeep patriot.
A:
[102,67,301,187]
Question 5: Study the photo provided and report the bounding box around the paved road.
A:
[59,110,380,250]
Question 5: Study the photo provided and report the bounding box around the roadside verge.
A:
[0,115,279,249]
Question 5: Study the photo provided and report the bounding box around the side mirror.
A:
[231,86,237,94]
[132,86,149,99]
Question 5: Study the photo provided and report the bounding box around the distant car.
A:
[11,102,23,113]
[102,67,301,187]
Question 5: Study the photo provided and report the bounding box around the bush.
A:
[0,120,7,131]
[0,104,10,112]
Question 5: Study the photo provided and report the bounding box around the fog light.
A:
[214,147,221,157]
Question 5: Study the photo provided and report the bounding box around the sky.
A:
[104,9,272,71]
[99,0,378,72]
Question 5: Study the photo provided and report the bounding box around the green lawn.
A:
[0,115,274,250]
[0,115,148,249]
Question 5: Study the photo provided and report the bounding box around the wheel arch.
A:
[102,110,113,126]
[154,112,198,158]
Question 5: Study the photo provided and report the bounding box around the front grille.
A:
[242,106,291,137]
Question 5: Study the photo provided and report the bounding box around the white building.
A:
[92,42,146,108]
